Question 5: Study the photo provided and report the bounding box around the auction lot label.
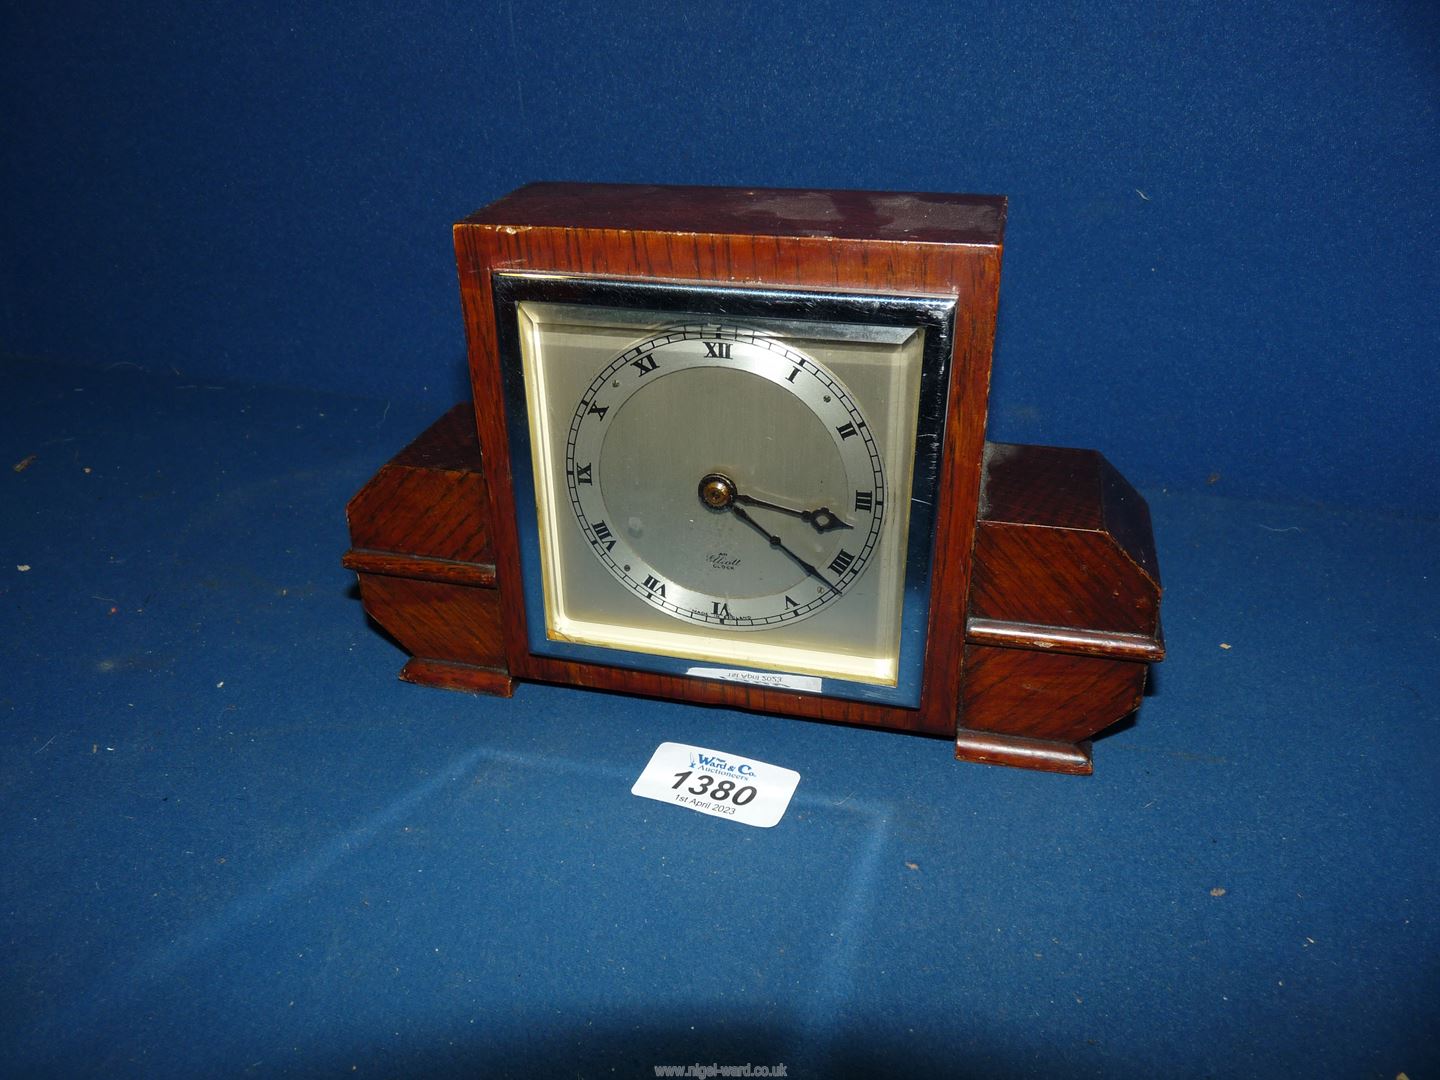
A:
[631,742,800,828]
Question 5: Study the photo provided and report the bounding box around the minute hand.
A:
[730,505,840,594]
[732,493,854,534]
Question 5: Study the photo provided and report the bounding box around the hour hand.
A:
[732,493,854,534]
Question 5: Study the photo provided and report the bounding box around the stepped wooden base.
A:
[954,728,1095,775]
[400,658,514,697]
[345,404,1163,773]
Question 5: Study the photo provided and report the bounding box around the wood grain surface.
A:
[453,182,1005,737]
[345,403,1164,773]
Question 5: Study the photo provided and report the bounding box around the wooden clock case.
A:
[343,183,1164,774]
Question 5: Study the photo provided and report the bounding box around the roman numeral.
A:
[573,463,593,485]
[711,601,732,618]
[642,573,666,598]
[786,366,801,383]
[587,402,608,421]
[631,355,658,375]
[591,520,616,552]
[703,341,732,359]
[835,422,860,440]
[853,490,873,512]
[828,548,856,576]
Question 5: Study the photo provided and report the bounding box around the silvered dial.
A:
[563,323,885,629]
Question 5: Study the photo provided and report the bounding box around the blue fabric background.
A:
[3,5,1439,1074]
[2,1,1437,512]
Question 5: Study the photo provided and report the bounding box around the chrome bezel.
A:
[491,271,956,708]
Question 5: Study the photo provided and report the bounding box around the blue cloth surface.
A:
[2,356,1436,1077]
[3,1,1438,513]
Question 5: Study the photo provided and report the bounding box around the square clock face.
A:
[492,273,955,707]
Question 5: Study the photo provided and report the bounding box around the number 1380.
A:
[671,770,758,806]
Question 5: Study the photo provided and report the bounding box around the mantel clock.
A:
[343,183,1164,774]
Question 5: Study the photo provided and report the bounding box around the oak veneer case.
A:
[343,183,1164,774]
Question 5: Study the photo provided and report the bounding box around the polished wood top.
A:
[459,181,1006,247]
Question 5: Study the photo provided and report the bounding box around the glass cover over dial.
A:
[563,323,885,631]
[508,287,937,696]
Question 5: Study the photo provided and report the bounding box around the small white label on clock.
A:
[685,666,823,693]
[631,742,801,828]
